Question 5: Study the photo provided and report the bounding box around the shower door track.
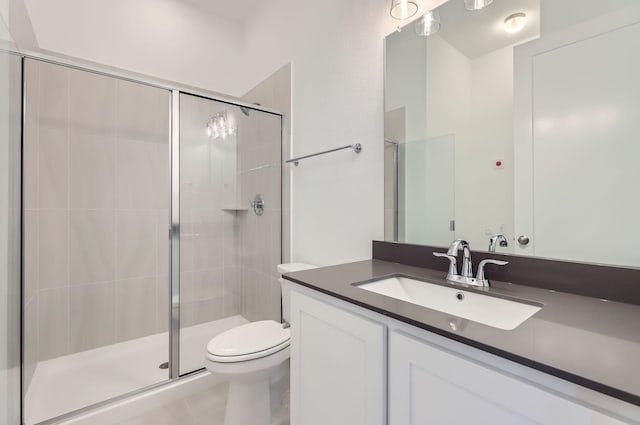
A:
[33,368,217,425]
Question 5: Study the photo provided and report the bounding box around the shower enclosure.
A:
[13,56,283,424]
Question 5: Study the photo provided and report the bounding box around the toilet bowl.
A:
[205,263,316,425]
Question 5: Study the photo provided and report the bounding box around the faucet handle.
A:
[476,259,508,287]
[433,252,458,279]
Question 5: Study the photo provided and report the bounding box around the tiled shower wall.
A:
[180,91,283,325]
[239,64,289,322]
[23,60,170,385]
[178,94,242,327]
[236,112,282,322]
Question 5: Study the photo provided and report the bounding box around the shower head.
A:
[240,103,262,116]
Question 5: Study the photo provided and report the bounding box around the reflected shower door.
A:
[179,94,282,375]
[22,58,171,423]
[402,136,455,246]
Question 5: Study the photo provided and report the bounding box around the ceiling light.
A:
[390,0,418,20]
[503,12,527,33]
[415,10,441,36]
[464,0,493,11]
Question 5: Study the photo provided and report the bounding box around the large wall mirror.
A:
[384,0,640,268]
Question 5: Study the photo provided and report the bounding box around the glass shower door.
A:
[178,93,282,375]
[22,58,172,423]
[178,94,246,375]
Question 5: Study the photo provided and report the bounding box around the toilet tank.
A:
[278,263,317,324]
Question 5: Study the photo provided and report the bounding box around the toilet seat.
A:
[206,320,290,363]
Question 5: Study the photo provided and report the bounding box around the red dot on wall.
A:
[496,161,502,167]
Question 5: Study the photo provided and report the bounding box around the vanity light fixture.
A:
[390,0,418,20]
[415,10,441,36]
[206,111,236,139]
[464,0,493,11]
[503,12,527,33]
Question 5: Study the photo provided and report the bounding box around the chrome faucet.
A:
[433,239,473,283]
[488,234,508,252]
[447,239,473,279]
[434,239,508,287]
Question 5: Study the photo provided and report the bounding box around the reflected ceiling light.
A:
[415,10,441,36]
[503,12,527,33]
[464,0,493,11]
[206,111,236,139]
[390,0,418,20]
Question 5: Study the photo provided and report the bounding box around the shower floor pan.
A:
[25,315,248,424]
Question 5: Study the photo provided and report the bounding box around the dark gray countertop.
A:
[283,259,640,406]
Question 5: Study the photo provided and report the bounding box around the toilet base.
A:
[224,378,271,425]
[207,347,290,425]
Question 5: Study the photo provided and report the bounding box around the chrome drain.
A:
[159,362,169,370]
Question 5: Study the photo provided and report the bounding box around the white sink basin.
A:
[355,275,541,331]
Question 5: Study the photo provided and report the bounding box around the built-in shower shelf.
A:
[221,207,248,212]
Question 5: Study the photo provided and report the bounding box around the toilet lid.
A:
[207,320,290,362]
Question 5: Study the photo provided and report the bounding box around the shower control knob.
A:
[517,235,530,246]
[251,194,265,216]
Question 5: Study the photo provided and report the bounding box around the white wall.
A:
[19,0,450,267]
[23,0,248,95]
[413,33,515,251]
[385,28,427,143]
[2,0,37,50]
[424,35,470,247]
[425,35,470,141]
[0,0,11,44]
[0,0,6,19]
[384,22,430,245]
[241,1,386,265]
[240,0,448,266]
[541,0,636,35]
[459,45,514,251]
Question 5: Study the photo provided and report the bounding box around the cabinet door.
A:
[389,331,627,425]
[290,291,386,425]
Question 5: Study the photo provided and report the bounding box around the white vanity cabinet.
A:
[389,331,628,424]
[289,290,387,425]
[289,286,638,425]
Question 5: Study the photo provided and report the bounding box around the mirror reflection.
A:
[384,0,640,267]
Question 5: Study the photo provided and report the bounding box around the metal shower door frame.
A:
[13,50,283,424]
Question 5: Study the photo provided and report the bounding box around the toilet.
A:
[205,263,317,425]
